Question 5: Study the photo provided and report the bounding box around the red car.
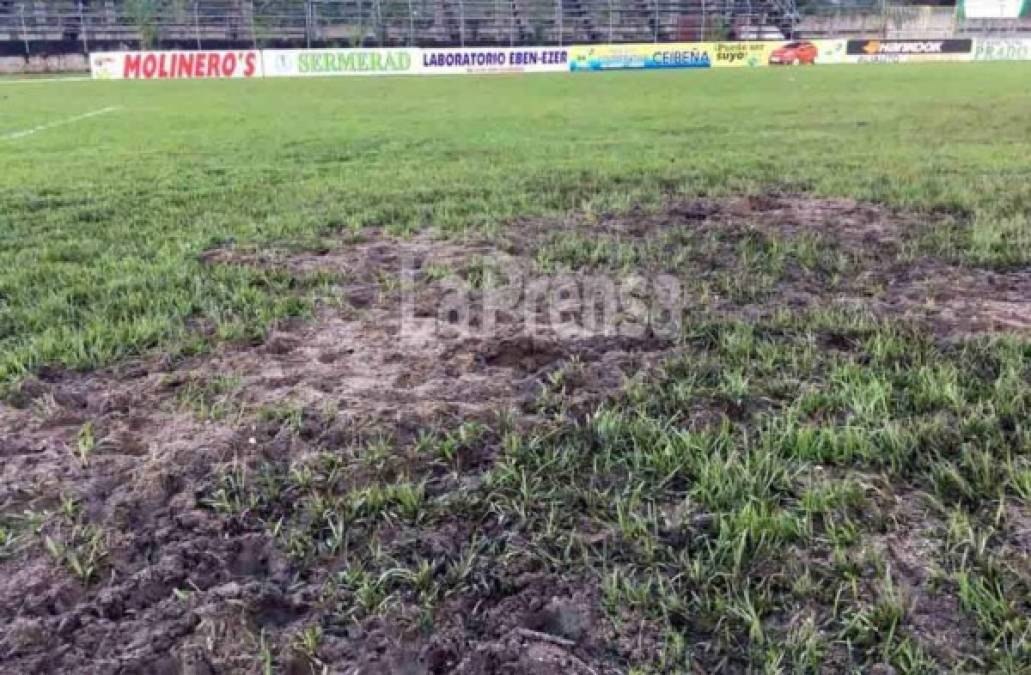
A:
[769,41,819,65]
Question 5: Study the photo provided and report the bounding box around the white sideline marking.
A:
[0,76,91,86]
[1,106,120,141]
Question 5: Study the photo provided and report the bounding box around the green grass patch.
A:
[2,63,1031,380]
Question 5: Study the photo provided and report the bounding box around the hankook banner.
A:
[844,39,973,63]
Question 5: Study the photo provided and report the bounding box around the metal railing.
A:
[0,0,793,52]
[2,0,1027,55]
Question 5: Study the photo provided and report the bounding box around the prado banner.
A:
[262,49,417,77]
[90,50,261,79]
[973,37,1031,60]
[418,47,569,74]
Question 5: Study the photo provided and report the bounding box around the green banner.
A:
[958,0,1030,19]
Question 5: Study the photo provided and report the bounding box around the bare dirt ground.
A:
[1,195,1028,673]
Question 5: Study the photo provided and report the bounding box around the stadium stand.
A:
[0,0,1028,59]
[0,0,794,52]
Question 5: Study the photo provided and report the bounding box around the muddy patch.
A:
[510,194,1031,337]
[0,194,1028,674]
[0,230,672,673]
[336,579,617,675]
[871,488,978,666]
[869,263,1031,337]
[193,230,679,435]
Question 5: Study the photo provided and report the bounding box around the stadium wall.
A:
[0,52,88,74]
[85,38,1031,79]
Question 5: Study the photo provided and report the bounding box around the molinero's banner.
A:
[90,50,261,79]
[844,39,973,63]
[262,49,417,77]
[418,47,568,74]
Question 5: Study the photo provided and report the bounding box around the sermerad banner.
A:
[90,50,261,79]
[844,39,973,63]
[262,49,418,77]
[418,47,569,74]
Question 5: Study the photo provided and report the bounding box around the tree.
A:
[124,0,161,48]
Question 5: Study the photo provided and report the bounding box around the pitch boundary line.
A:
[0,76,91,86]
[1,106,121,141]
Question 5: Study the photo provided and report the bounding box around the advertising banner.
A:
[90,50,261,80]
[262,49,417,77]
[710,41,778,67]
[418,47,569,74]
[568,40,846,71]
[844,39,973,63]
[713,39,846,67]
[90,37,1013,81]
[569,43,712,71]
[959,0,1030,18]
[973,37,1031,60]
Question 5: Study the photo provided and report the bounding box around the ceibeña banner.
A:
[90,50,261,79]
[569,43,711,70]
[418,47,569,74]
[262,49,417,77]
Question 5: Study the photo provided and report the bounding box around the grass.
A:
[203,317,1030,671]
[1,62,1029,672]
[2,63,1031,381]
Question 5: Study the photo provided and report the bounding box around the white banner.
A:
[90,50,261,80]
[416,47,570,75]
[973,38,1031,60]
[89,39,1031,81]
[961,0,1029,18]
[262,49,418,77]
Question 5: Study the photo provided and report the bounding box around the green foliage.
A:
[123,0,162,48]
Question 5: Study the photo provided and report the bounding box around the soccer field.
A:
[1,64,1030,672]
[2,63,1030,377]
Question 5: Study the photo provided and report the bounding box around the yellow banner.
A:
[568,40,846,71]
